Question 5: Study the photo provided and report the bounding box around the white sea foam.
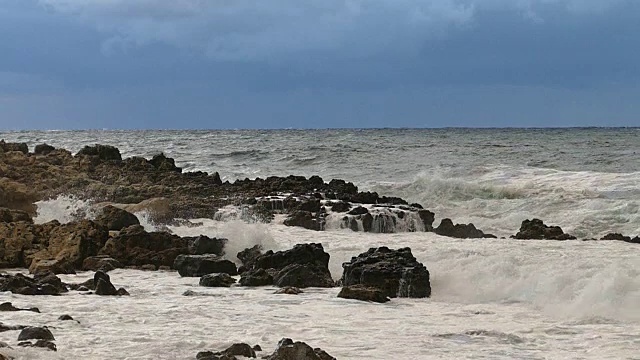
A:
[2,223,640,360]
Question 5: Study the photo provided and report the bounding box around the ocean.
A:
[1,128,639,359]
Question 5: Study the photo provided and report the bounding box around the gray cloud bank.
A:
[1,0,639,129]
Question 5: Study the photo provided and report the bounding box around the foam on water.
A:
[2,223,640,360]
[33,195,96,224]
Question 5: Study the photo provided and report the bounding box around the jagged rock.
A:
[149,153,182,172]
[222,343,256,358]
[273,264,334,288]
[0,272,67,295]
[417,209,435,231]
[0,178,39,215]
[0,208,32,223]
[601,233,630,241]
[337,285,390,303]
[19,340,57,351]
[173,254,237,277]
[347,206,368,215]
[76,144,122,161]
[199,273,236,287]
[254,243,330,272]
[0,140,28,154]
[34,143,55,155]
[330,201,351,212]
[239,268,274,286]
[274,287,303,295]
[237,245,263,270]
[341,247,431,298]
[298,199,321,213]
[100,225,198,268]
[82,256,123,272]
[264,338,335,360]
[434,218,494,239]
[0,220,59,268]
[188,236,227,256]
[95,205,140,231]
[283,211,324,231]
[17,327,54,341]
[512,219,576,240]
[196,351,236,360]
[0,302,40,313]
[93,270,128,296]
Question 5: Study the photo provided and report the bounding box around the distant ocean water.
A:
[1,128,640,360]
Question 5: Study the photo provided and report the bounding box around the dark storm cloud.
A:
[0,0,638,128]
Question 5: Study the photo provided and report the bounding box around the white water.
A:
[2,217,640,359]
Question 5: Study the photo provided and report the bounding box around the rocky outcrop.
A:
[0,178,38,215]
[94,271,129,296]
[197,343,257,359]
[100,225,224,268]
[17,327,55,341]
[82,256,123,272]
[18,339,57,351]
[0,208,32,223]
[237,245,262,271]
[512,219,576,240]
[274,287,303,295]
[173,255,237,277]
[199,273,236,287]
[434,218,495,239]
[239,243,333,288]
[94,205,140,231]
[341,247,431,298]
[337,285,390,303]
[0,302,40,313]
[0,272,67,295]
[601,233,640,243]
[264,338,335,360]
[283,211,324,231]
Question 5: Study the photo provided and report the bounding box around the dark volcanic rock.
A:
[94,205,140,231]
[173,254,237,277]
[58,315,74,321]
[283,211,324,231]
[273,264,334,288]
[347,206,369,215]
[601,233,631,242]
[188,236,227,256]
[94,271,118,295]
[0,302,40,313]
[0,140,28,154]
[76,144,122,162]
[199,273,236,287]
[417,209,435,231]
[299,199,321,213]
[0,207,32,223]
[264,338,335,360]
[330,201,351,213]
[434,218,494,239]
[237,245,263,270]
[0,272,67,295]
[254,243,330,271]
[149,153,181,173]
[239,268,274,286]
[337,285,390,303]
[17,327,54,341]
[341,247,431,298]
[100,225,197,268]
[34,143,55,155]
[512,219,576,240]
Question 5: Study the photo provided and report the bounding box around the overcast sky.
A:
[1,0,639,129]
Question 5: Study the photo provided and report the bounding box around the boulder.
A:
[41,219,110,269]
[116,198,172,224]
[76,144,122,162]
[274,287,303,295]
[100,225,191,268]
[434,218,494,239]
[28,258,76,275]
[283,211,324,231]
[173,254,237,277]
[94,205,140,231]
[237,245,263,270]
[254,243,330,272]
[188,236,227,256]
[512,219,576,240]
[0,272,67,295]
[330,201,351,213]
[417,209,435,231]
[82,256,123,272]
[298,199,321,213]
[58,315,74,321]
[17,327,55,341]
[337,285,390,303]
[0,220,58,268]
[18,340,57,351]
[199,273,236,287]
[0,140,28,154]
[264,338,335,360]
[347,206,368,216]
[273,264,334,288]
[34,143,55,155]
[0,178,38,215]
[0,302,40,313]
[239,268,274,287]
[149,153,182,172]
[341,247,431,298]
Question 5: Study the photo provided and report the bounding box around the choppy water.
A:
[1,128,640,359]
[2,128,639,237]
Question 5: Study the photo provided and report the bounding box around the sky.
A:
[0,0,639,129]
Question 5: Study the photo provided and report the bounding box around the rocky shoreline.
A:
[1,140,638,358]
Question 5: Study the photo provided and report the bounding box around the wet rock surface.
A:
[337,285,390,303]
[174,255,238,277]
[199,273,236,287]
[512,219,576,240]
[341,247,431,298]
